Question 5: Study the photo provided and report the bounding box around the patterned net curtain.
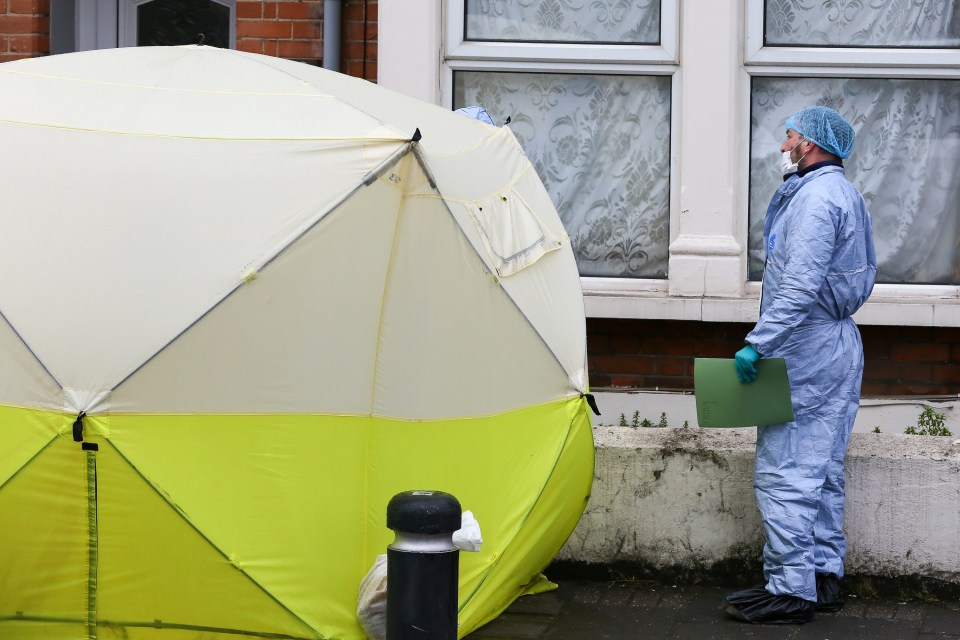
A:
[765,0,960,47]
[750,2,960,285]
[465,0,661,43]
[457,2,669,279]
[137,0,231,48]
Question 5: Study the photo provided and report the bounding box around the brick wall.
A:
[588,318,960,397]
[236,0,324,64]
[0,0,48,63]
[340,0,375,80]
[0,0,378,81]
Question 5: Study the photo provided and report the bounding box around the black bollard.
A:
[386,490,461,640]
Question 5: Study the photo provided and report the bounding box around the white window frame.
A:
[744,0,960,324]
[745,1,960,69]
[445,2,679,65]
[441,1,683,312]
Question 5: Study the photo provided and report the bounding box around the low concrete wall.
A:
[556,427,960,584]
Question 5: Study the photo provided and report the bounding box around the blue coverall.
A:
[745,165,877,602]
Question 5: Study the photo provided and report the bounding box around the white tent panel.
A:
[110,172,405,414]
[373,192,571,419]
[1,47,408,142]
[0,122,401,405]
[246,53,498,159]
[0,314,61,411]
[432,160,587,390]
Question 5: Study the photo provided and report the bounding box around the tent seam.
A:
[0,306,62,392]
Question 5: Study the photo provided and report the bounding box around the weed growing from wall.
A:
[904,406,952,436]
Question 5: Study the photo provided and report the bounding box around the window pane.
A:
[765,0,960,47]
[454,71,671,278]
[138,0,231,47]
[749,76,960,285]
[465,0,661,44]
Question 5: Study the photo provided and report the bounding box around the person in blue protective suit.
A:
[725,106,877,625]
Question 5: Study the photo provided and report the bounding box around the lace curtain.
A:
[765,0,960,47]
[454,71,671,278]
[465,0,660,43]
[749,76,960,285]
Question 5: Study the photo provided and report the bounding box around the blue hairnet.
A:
[784,106,855,159]
[454,105,495,126]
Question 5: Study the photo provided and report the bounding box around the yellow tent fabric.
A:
[0,46,593,639]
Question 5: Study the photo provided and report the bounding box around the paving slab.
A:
[464,580,960,640]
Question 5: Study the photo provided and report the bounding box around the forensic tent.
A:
[0,46,593,639]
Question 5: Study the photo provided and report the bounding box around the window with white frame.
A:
[746,1,960,286]
[448,1,678,279]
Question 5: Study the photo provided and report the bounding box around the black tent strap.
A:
[582,393,601,416]
[72,411,87,443]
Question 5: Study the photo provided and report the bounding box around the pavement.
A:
[465,578,960,640]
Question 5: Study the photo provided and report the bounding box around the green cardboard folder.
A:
[694,358,795,428]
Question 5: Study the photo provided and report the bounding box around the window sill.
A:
[582,279,960,326]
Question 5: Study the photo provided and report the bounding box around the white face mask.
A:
[779,138,807,175]
[779,150,798,176]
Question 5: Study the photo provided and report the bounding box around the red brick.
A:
[0,14,40,34]
[610,334,641,354]
[9,33,46,52]
[235,39,261,54]
[0,0,8,14]
[887,383,950,396]
[263,2,278,18]
[860,325,903,342]
[863,360,900,382]
[890,342,950,362]
[343,19,366,41]
[901,362,932,383]
[236,21,291,39]
[696,339,739,358]
[639,335,697,357]
[579,318,960,395]
[586,333,610,356]
[933,327,960,342]
[291,21,320,38]
[590,355,656,376]
[341,40,365,58]
[342,0,368,21]
[278,39,319,58]
[278,2,316,19]
[860,382,890,396]
[588,373,612,388]
[9,0,44,12]
[656,358,689,377]
[862,339,888,360]
[236,1,262,19]
[932,363,960,384]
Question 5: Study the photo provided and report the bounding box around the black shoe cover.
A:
[816,573,844,612]
[725,587,815,624]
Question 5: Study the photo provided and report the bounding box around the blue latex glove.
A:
[734,345,761,383]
